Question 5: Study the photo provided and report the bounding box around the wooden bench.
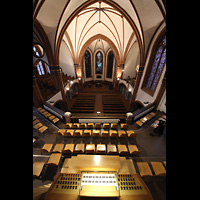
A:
[96,144,106,154]
[65,129,74,136]
[74,130,83,136]
[127,130,137,137]
[62,144,75,154]
[33,162,45,177]
[72,123,79,129]
[109,130,118,137]
[107,144,118,154]
[40,144,53,154]
[65,123,72,129]
[150,162,166,176]
[51,144,64,153]
[87,123,94,129]
[74,144,85,153]
[85,144,95,153]
[92,130,100,137]
[128,145,141,155]
[120,123,129,129]
[137,162,153,178]
[118,145,129,155]
[101,130,109,137]
[118,130,127,137]
[79,123,87,128]
[111,123,118,129]
[103,123,110,129]
[94,123,101,129]
[83,130,91,137]
[46,153,62,166]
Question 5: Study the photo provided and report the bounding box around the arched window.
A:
[36,60,50,75]
[96,51,103,74]
[85,50,91,78]
[107,51,114,78]
[142,34,166,96]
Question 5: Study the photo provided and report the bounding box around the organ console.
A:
[45,155,153,200]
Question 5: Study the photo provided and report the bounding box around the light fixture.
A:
[66,87,69,91]
[129,88,132,92]
[97,111,101,114]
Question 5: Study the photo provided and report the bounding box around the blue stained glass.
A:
[96,52,103,74]
[163,36,166,45]
[145,35,166,91]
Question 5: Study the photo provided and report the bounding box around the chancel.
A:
[33,0,166,200]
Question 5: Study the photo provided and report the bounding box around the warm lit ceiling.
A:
[64,1,136,64]
[33,0,165,66]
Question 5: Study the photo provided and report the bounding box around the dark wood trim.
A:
[34,20,55,65]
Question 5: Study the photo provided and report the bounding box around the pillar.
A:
[131,66,144,104]
[126,112,133,124]
[154,72,166,106]
[74,63,82,78]
[49,66,68,110]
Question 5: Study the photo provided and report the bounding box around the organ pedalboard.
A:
[45,172,153,200]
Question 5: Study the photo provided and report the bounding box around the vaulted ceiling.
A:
[33,0,165,66]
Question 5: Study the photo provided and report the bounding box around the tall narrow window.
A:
[96,51,103,74]
[142,35,166,96]
[107,51,114,78]
[37,61,45,75]
[85,50,91,78]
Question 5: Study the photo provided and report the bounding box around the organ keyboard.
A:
[45,155,153,200]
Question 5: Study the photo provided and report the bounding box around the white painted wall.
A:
[59,40,76,77]
[123,42,139,79]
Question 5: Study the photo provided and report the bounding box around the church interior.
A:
[33,0,166,199]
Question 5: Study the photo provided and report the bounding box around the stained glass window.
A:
[85,50,91,78]
[96,51,103,74]
[144,35,166,95]
[107,51,114,78]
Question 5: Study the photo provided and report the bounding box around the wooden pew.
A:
[128,145,141,155]
[33,162,45,177]
[51,144,64,153]
[85,144,95,153]
[107,144,118,154]
[101,130,109,137]
[137,162,153,180]
[92,130,100,137]
[46,153,62,166]
[74,130,83,137]
[118,145,129,155]
[40,144,53,154]
[83,130,91,137]
[96,144,106,154]
[62,144,75,154]
[74,144,85,153]
[118,130,127,137]
[127,130,137,137]
[150,162,166,176]
[109,130,118,137]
